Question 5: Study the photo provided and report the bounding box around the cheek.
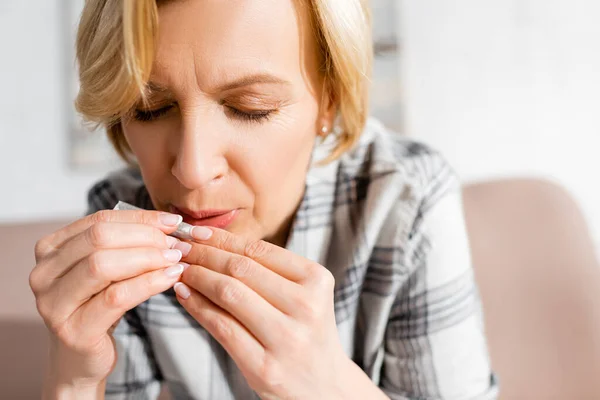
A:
[240,110,317,205]
[122,121,173,176]
[268,104,319,169]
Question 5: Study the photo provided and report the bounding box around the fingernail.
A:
[160,213,183,226]
[163,249,182,263]
[192,226,213,240]
[164,263,185,278]
[174,282,191,299]
[180,262,190,271]
[165,236,179,249]
[175,241,192,257]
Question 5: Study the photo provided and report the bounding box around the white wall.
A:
[400,0,600,249]
[0,1,111,224]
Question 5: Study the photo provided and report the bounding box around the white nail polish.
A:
[163,249,183,263]
[174,282,191,299]
[166,236,179,249]
[165,263,185,278]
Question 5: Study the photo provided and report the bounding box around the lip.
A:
[169,205,239,229]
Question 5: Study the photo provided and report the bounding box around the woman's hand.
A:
[30,209,188,391]
[173,227,377,399]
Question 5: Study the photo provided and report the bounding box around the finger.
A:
[181,266,285,347]
[173,283,265,377]
[184,243,303,315]
[70,264,185,344]
[189,227,308,283]
[35,209,182,261]
[44,247,185,320]
[42,222,181,283]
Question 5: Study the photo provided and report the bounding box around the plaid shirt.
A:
[87,119,498,400]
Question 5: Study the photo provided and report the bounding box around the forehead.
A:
[153,0,316,90]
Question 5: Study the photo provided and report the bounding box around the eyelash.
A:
[132,104,274,123]
[226,107,273,123]
[133,105,174,122]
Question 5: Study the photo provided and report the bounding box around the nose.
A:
[171,113,228,189]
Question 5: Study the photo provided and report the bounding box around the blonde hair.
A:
[76,0,372,163]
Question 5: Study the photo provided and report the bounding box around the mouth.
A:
[169,205,239,229]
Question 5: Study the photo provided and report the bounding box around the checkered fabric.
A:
[87,119,498,400]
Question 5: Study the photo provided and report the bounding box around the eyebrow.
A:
[145,73,291,97]
[215,74,291,92]
[141,82,173,104]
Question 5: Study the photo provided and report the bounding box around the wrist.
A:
[336,357,388,400]
[44,344,106,400]
[43,379,105,400]
[46,338,111,393]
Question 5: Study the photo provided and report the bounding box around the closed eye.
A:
[225,106,274,123]
[133,104,175,122]
[132,103,275,123]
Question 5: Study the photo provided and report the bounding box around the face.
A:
[121,0,335,246]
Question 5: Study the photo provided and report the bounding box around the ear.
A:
[317,80,337,137]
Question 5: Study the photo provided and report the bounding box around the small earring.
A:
[321,125,329,135]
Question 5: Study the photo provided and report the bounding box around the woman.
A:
[30,0,498,399]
